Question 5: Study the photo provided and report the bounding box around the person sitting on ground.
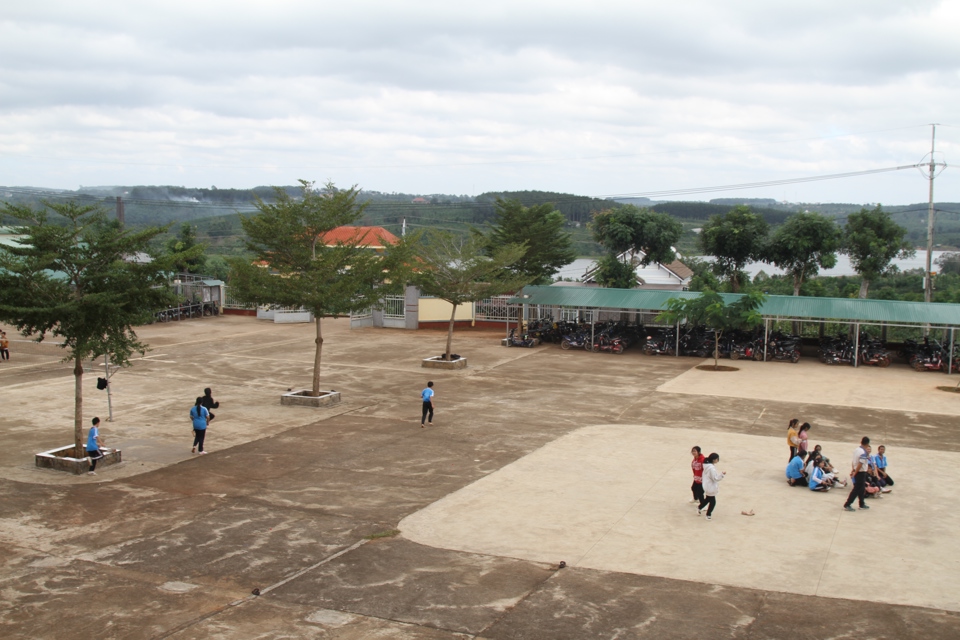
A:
[872,445,894,489]
[810,444,846,487]
[786,450,808,487]
[808,458,833,492]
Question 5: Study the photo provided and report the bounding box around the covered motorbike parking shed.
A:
[510,285,960,372]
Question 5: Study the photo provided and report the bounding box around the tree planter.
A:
[35,445,122,475]
[281,389,342,407]
[422,356,468,370]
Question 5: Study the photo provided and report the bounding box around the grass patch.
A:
[936,386,960,394]
[365,529,401,540]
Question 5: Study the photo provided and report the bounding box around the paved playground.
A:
[1,315,958,638]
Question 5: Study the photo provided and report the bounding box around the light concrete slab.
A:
[656,357,960,416]
[400,424,959,612]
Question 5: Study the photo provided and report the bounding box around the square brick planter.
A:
[36,445,122,475]
[281,390,342,407]
[421,356,468,370]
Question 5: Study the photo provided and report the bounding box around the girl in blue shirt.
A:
[191,397,210,454]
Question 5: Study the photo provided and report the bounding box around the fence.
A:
[223,286,255,310]
[382,295,405,319]
[475,295,514,321]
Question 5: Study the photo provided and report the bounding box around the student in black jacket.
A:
[201,387,220,424]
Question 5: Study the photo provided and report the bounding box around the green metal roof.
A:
[509,285,960,327]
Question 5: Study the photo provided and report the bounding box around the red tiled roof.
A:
[319,226,400,248]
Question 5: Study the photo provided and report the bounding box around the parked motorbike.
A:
[507,328,537,348]
[560,331,591,350]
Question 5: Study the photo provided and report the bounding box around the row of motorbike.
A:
[519,317,958,371]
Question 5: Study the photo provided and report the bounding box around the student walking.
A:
[843,437,872,511]
[690,446,706,504]
[191,397,210,454]
[201,387,220,424]
[0,331,9,361]
[87,417,104,475]
[420,381,434,428]
[698,453,725,520]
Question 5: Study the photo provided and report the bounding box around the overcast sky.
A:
[1,1,958,204]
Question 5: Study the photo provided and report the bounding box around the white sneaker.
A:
[697,507,705,516]
[705,514,712,520]
[881,487,892,493]
[689,499,699,504]
[88,471,96,475]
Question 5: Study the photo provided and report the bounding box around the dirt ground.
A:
[1,315,958,639]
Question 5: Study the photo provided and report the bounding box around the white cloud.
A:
[0,1,956,203]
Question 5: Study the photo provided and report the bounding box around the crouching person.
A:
[786,450,808,487]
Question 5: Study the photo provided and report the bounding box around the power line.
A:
[598,164,922,199]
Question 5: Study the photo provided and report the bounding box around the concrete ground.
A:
[1,316,959,639]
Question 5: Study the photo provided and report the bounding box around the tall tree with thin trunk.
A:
[0,200,192,456]
[413,230,530,360]
[766,212,841,296]
[229,180,414,396]
[842,205,914,299]
[590,205,682,288]
[698,206,769,293]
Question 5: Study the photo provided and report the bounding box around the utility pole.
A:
[402,217,406,237]
[115,196,125,226]
[923,124,948,303]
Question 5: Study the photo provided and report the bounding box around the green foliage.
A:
[229,180,415,394]
[0,199,190,455]
[936,252,960,275]
[842,205,914,298]
[684,257,722,292]
[593,253,639,289]
[413,229,531,359]
[591,205,682,264]
[657,290,766,368]
[765,212,841,295]
[479,199,577,285]
[165,223,207,273]
[698,206,769,292]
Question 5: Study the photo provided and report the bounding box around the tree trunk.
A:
[312,315,323,396]
[445,304,457,360]
[793,275,802,297]
[74,355,83,457]
[713,332,721,370]
[858,279,870,299]
[731,274,740,293]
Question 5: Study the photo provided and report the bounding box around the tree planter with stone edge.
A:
[36,445,122,475]
[422,355,468,370]
[280,389,342,407]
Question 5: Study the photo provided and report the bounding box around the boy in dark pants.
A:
[420,381,434,428]
[844,437,871,511]
[87,417,104,475]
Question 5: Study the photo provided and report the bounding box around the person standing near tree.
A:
[190,396,210,454]
[420,381,434,428]
[0,331,9,361]
[87,417,104,475]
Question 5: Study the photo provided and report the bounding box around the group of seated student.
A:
[785,442,893,494]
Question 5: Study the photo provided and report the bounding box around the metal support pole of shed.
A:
[590,311,595,351]
[675,320,680,357]
[763,319,769,362]
[854,322,860,368]
[950,328,955,376]
[104,353,114,422]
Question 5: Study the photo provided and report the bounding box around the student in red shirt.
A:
[690,446,706,505]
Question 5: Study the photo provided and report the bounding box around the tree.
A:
[698,205,769,293]
[412,230,531,360]
[657,290,765,369]
[842,205,914,298]
[228,180,414,396]
[591,206,682,288]
[935,252,960,275]
[0,200,194,456]
[478,198,576,285]
[765,212,841,296]
[165,223,207,274]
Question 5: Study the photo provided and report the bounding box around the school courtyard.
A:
[1,315,959,639]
